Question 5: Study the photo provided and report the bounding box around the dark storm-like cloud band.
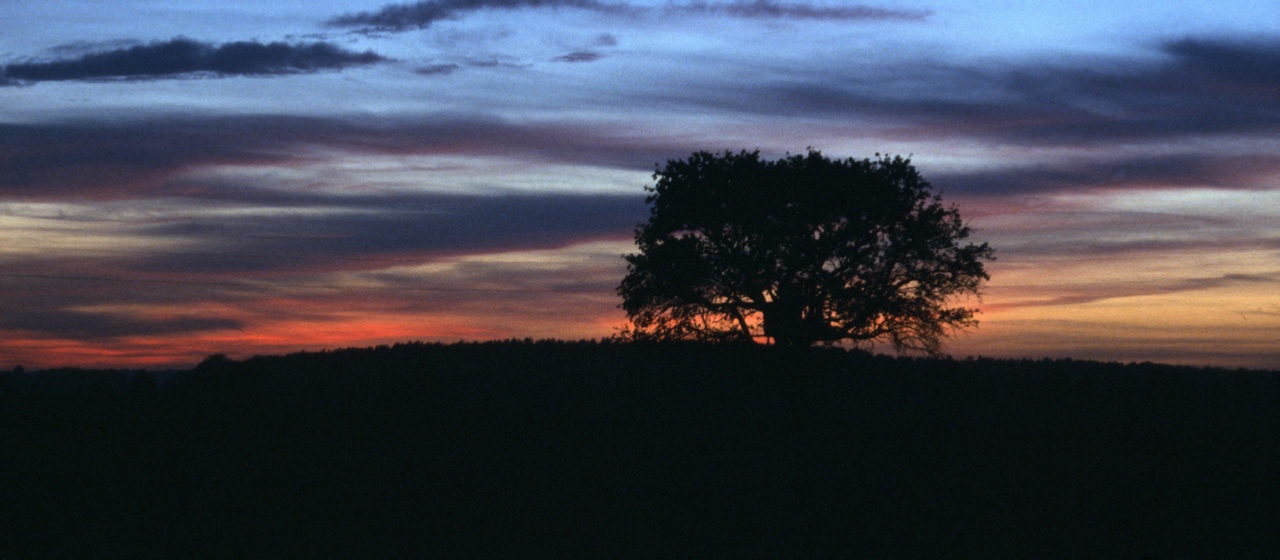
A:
[1,38,386,84]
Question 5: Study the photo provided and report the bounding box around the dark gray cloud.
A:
[0,188,644,341]
[995,233,1280,263]
[670,0,930,21]
[328,0,923,32]
[981,37,1280,145]
[701,36,1280,146]
[555,32,617,62]
[928,153,1278,196]
[554,50,603,62]
[990,272,1280,311]
[0,115,697,199]
[363,255,630,316]
[1,38,386,84]
[0,119,305,198]
[0,307,241,341]
[329,0,629,31]
[416,63,462,75]
[127,191,646,275]
[45,39,143,57]
[0,247,305,346]
[465,57,528,69]
[1161,37,1280,88]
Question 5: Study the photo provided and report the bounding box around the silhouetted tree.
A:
[619,150,993,353]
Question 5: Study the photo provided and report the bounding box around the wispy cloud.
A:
[0,190,642,344]
[683,36,1280,147]
[554,32,617,63]
[0,116,700,199]
[930,153,1280,196]
[554,50,603,62]
[125,191,646,276]
[668,0,931,21]
[328,0,630,31]
[415,63,462,75]
[980,37,1280,145]
[328,0,924,32]
[1,38,386,84]
[986,272,1280,312]
[0,309,242,341]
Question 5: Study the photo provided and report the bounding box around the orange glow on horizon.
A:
[4,226,1278,371]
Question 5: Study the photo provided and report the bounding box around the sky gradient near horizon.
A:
[2,0,1279,369]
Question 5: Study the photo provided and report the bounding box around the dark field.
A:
[3,341,1278,558]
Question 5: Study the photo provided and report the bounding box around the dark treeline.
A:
[2,340,1277,558]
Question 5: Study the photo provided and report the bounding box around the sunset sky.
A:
[2,0,1278,369]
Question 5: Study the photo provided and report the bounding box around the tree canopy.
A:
[618,149,993,354]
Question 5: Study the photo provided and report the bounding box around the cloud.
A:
[0,119,305,199]
[360,246,631,319]
[45,39,144,57]
[125,191,646,276]
[465,57,529,69]
[328,0,629,31]
[977,37,1280,145]
[328,0,922,32]
[928,153,1280,196]
[0,114,660,349]
[669,0,931,21]
[685,36,1280,147]
[4,97,1274,209]
[416,63,462,75]
[1160,37,1280,87]
[0,190,643,343]
[0,309,241,341]
[986,272,1280,312]
[554,32,617,63]
[0,115,699,199]
[1,38,386,84]
[555,50,603,62]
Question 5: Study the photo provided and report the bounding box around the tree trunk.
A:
[762,298,809,348]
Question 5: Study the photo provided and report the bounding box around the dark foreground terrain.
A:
[2,341,1277,558]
